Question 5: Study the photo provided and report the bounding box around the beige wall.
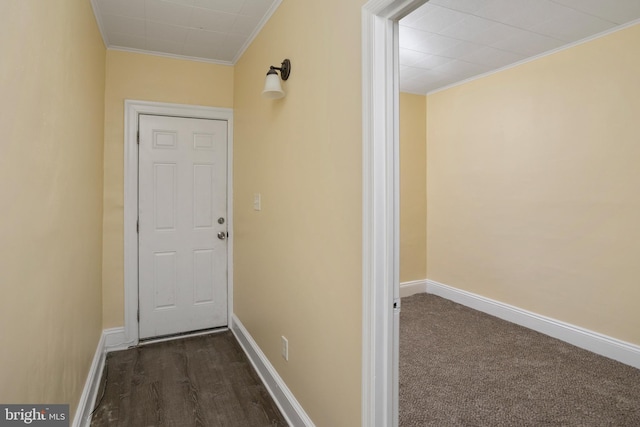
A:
[426,24,640,345]
[102,50,234,328]
[400,92,427,283]
[0,0,105,415]
[233,0,364,425]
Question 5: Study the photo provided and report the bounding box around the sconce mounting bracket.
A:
[273,59,291,81]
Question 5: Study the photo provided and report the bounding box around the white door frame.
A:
[123,100,234,347]
[361,1,426,425]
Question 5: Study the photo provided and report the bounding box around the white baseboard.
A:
[231,315,315,427]
[400,279,427,297]
[426,279,640,370]
[104,327,133,352]
[72,327,128,427]
[72,333,105,427]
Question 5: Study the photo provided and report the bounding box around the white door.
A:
[138,114,228,339]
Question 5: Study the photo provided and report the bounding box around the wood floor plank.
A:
[90,331,287,427]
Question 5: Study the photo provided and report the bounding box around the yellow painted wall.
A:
[0,0,105,416]
[233,0,364,425]
[427,24,640,345]
[400,92,427,283]
[102,51,234,328]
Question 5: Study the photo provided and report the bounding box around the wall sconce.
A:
[262,59,291,99]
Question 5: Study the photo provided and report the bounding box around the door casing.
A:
[361,1,427,426]
[123,100,234,347]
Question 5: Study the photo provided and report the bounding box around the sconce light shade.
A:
[262,59,291,99]
[262,70,285,99]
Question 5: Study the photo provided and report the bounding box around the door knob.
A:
[217,231,227,240]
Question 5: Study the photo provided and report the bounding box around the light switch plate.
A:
[253,193,261,211]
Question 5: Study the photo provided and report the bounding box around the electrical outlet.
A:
[253,193,261,211]
[281,336,288,361]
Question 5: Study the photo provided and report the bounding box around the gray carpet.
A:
[400,293,640,426]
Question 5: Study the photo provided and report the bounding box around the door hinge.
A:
[393,298,401,313]
[137,308,139,322]
[137,130,140,144]
[136,220,139,233]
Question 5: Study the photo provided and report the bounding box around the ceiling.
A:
[90,0,640,92]
[400,0,640,94]
[90,0,281,64]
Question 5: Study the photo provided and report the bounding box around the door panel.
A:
[138,114,228,339]
[154,163,177,230]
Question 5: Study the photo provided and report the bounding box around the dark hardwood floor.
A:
[90,330,288,427]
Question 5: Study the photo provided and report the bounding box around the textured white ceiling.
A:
[91,0,281,64]
[400,0,640,94]
[91,0,640,89]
